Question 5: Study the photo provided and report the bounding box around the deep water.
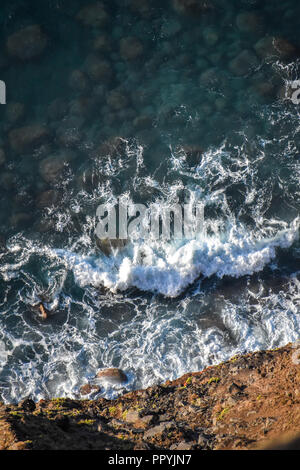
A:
[0,0,299,402]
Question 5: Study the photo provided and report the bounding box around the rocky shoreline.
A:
[0,342,299,450]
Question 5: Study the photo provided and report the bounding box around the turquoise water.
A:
[0,0,299,402]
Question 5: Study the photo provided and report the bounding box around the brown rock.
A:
[80,384,101,396]
[69,70,89,92]
[9,125,49,153]
[6,25,47,60]
[96,368,128,384]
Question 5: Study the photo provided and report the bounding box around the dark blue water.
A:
[0,0,299,402]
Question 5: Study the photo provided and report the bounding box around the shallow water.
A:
[0,0,299,402]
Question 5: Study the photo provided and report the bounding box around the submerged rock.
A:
[106,89,129,110]
[254,36,296,60]
[9,125,50,153]
[236,11,264,34]
[120,37,143,61]
[96,368,128,385]
[6,25,47,60]
[93,34,112,53]
[36,190,61,209]
[0,148,5,166]
[39,154,66,184]
[69,70,89,92]
[229,49,259,76]
[76,2,109,28]
[172,0,213,15]
[5,102,25,125]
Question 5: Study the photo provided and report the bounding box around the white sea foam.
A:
[55,217,299,297]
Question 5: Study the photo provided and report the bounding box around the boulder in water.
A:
[120,37,143,61]
[229,49,259,76]
[76,2,109,28]
[96,368,128,385]
[254,36,296,60]
[172,0,213,15]
[6,25,47,60]
[96,238,128,256]
[9,125,50,154]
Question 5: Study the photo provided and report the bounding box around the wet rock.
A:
[6,25,47,60]
[96,368,128,385]
[69,70,89,92]
[254,36,296,60]
[107,89,129,111]
[199,67,219,87]
[19,398,36,412]
[80,384,101,396]
[56,125,83,148]
[96,238,128,256]
[0,235,6,252]
[5,102,25,125]
[36,190,61,209]
[85,55,113,82]
[229,49,259,76]
[120,37,143,61]
[9,125,50,154]
[0,148,5,166]
[181,145,203,166]
[236,12,264,34]
[172,0,213,16]
[76,2,109,28]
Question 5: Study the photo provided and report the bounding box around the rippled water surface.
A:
[0,0,299,402]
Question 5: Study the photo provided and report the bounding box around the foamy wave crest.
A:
[55,218,299,297]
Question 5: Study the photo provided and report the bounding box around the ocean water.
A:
[0,0,299,402]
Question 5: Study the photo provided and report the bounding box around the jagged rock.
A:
[120,37,143,61]
[143,421,175,439]
[96,368,128,385]
[6,25,47,60]
[229,49,259,76]
[254,36,296,60]
[9,125,50,153]
[76,2,109,28]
